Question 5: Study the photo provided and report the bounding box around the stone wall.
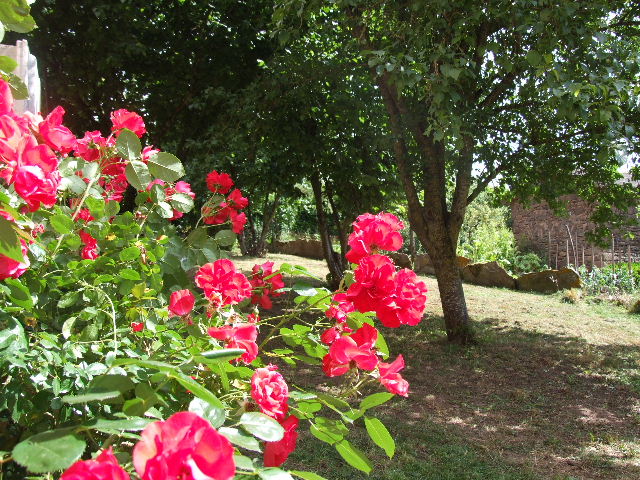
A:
[511,195,640,269]
[267,239,325,260]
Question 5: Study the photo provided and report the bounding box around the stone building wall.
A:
[511,195,640,269]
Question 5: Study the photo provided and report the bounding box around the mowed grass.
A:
[233,254,640,479]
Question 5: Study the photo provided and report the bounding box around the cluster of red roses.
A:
[319,212,429,397]
[249,261,285,309]
[59,366,300,480]
[201,170,248,234]
[251,365,299,466]
[60,411,237,480]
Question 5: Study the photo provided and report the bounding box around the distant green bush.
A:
[579,263,640,295]
[457,192,547,275]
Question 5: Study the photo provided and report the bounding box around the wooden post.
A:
[566,240,570,268]
[591,246,595,270]
[555,243,558,269]
[547,229,551,266]
[611,235,615,273]
[582,245,585,268]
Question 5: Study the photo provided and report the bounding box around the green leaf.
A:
[292,283,317,297]
[120,268,141,281]
[12,428,86,473]
[63,374,135,405]
[119,246,141,262]
[3,72,28,99]
[335,440,373,474]
[170,192,194,213]
[110,358,225,408]
[0,314,26,353]
[214,229,236,247]
[315,392,350,410]
[219,427,262,452]
[4,278,33,309]
[259,468,294,480]
[240,412,284,442]
[234,454,255,471]
[50,214,74,235]
[116,129,142,161]
[360,392,394,411]
[156,201,174,218]
[0,0,36,33]
[0,55,17,72]
[104,200,120,217]
[526,50,542,67]
[85,417,153,433]
[199,348,246,362]
[189,398,225,428]
[125,160,151,191]
[0,215,24,263]
[147,152,185,182]
[440,64,461,80]
[364,416,395,457]
[61,316,77,339]
[122,397,147,416]
[309,418,348,445]
[173,374,225,408]
[291,472,329,480]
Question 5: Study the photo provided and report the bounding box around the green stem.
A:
[258,291,336,350]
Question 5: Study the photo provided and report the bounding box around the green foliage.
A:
[579,263,640,295]
[457,192,547,275]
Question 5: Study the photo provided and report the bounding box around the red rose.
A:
[0,79,13,115]
[38,106,76,154]
[208,323,258,364]
[194,259,252,307]
[75,130,107,162]
[322,323,379,377]
[249,262,285,310]
[345,212,404,264]
[9,135,61,211]
[133,412,235,480]
[378,354,409,397]
[206,170,234,194]
[377,268,428,327]
[169,289,195,317]
[251,365,289,420]
[79,230,99,260]
[264,415,299,467]
[230,210,247,233]
[346,255,395,315]
[131,322,145,332]
[60,447,130,480]
[111,109,146,138]
[226,188,248,210]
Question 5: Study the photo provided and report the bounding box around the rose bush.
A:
[0,79,428,479]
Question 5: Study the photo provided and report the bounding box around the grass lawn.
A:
[233,254,640,480]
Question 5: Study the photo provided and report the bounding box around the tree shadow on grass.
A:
[382,315,640,480]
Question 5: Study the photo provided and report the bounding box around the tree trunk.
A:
[325,183,348,270]
[310,171,343,289]
[427,226,474,344]
[256,193,280,256]
[374,71,475,344]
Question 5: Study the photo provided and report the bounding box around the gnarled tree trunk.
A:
[310,171,343,289]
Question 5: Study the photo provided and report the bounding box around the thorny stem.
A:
[80,281,118,355]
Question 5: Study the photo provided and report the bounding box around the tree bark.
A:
[310,171,343,289]
[375,72,475,344]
